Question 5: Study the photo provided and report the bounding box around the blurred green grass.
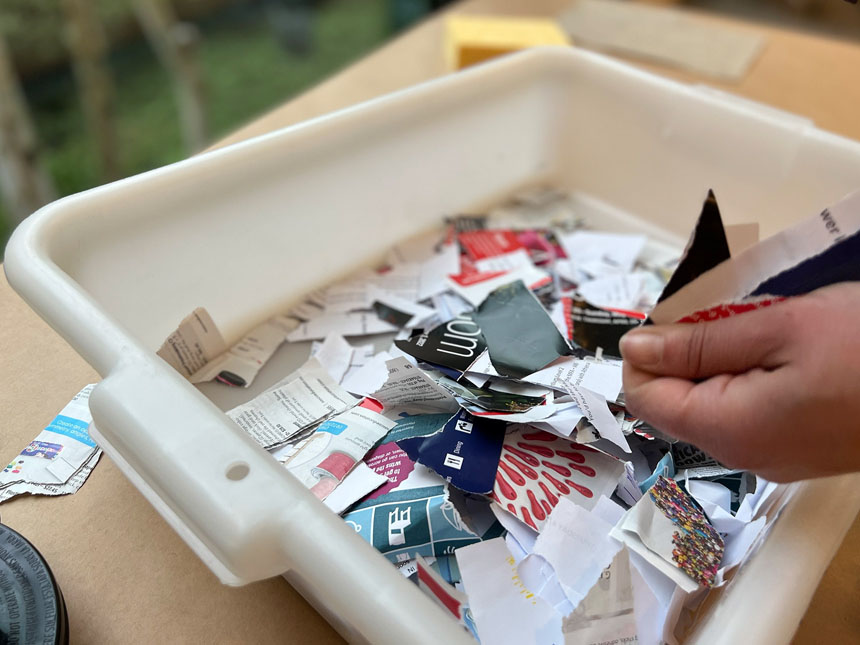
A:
[1,0,391,251]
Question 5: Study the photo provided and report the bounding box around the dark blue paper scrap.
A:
[751,226,860,298]
[398,411,506,494]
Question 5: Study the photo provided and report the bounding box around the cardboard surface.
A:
[1,1,858,642]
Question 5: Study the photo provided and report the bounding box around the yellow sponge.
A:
[444,15,571,70]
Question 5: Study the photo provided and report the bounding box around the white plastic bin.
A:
[5,47,860,644]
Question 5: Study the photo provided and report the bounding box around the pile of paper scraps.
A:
[6,184,860,644]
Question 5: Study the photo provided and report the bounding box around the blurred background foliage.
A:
[0,0,446,248]
[1,0,857,249]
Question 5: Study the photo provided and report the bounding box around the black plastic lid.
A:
[0,523,68,645]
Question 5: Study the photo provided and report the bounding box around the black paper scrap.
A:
[657,190,731,305]
[394,313,487,373]
[568,297,641,358]
[372,300,413,327]
[474,280,572,379]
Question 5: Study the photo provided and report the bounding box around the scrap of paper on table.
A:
[1,384,103,503]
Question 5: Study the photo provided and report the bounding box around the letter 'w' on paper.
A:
[395,312,487,373]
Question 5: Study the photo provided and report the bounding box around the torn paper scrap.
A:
[524,358,623,403]
[341,350,393,396]
[157,307,297,388]
[227,358,356,449]
[655,189,731,306]
[371,357,459,416]
[310,333,355,383]
[563,296,644,358]
[613,476,724,590]
[475,280,572,378]
[286,311,399,342]
[447,263,552,308]
[415,554,470,625]
[284,402,395,500]
[456,537,561,645]
[362,415,453,500]
[533,498,621,607]
[369,285,436,326]
[343,484,489,563]
[1,450,102,503]
[437,377,546,413]
[563,383,629,453]
[557,230,646,279]
[490,428,625,531]
[577,274,646,312]
[561,548,637,645]
[190,314,298,387]
[1,384,101,503]
[322,462,389,515]
[672,442,739,479]
[157,307,227,378]
[323,265,421,313]
[398,411,506,494]
[474,248,535,274]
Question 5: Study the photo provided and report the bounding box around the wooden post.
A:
[0,32,56,224]
[61,0,120,182]
[132,0,208,153]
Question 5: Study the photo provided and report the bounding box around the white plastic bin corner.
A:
[5,47,860,644]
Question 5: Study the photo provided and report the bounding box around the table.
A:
[2,1,859,642]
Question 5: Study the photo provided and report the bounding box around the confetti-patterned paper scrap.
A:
[648,476,724,587]
[489,428,625,532]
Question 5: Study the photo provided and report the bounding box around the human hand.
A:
[620,283,860,482]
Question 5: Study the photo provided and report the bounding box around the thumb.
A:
[619,302,794,379]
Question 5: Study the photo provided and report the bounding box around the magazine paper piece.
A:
[490,428,625,532]
[157,307,298,388]
[227,358,357,449]
[1,385,102,503]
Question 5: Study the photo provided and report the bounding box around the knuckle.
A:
[682,323,709,376]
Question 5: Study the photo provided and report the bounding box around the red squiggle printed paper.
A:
[489,428,625,532]
[675,297,785,323]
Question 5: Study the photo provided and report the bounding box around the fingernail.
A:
[620,330,663,367]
